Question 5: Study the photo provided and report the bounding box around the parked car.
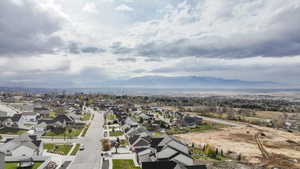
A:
[80,144,85,150]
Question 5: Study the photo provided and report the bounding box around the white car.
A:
[80,144,85,151]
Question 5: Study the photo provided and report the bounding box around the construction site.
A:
[176,125,300,169]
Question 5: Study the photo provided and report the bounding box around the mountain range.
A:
[107,76,276,88]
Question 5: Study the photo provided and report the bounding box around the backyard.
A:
[43,143,73,155]
[112,160,140,169]
[5,162,43,169]
[110,131,124,137]
[43,127,84,138]
[189,146,231,162]
[166,124,222,135]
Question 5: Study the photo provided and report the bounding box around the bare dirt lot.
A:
[175,125,300,165]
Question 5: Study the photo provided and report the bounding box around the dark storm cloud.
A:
[0,0,65,56]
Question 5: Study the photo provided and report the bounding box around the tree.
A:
[221,149,224,157]
[101,139,111,151]
[238,153,242,161]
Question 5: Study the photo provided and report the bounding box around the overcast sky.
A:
[1,0,300,88]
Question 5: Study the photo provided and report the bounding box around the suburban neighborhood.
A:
[0,92,300,169]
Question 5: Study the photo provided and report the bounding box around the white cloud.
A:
[2,0,300,87]
[83,2,98,14]
[115,4,133,12]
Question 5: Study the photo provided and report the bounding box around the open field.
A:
[176,125,300,165]
[254,111,284,119]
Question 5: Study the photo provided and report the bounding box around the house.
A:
[34,122,48,135]
[0,114,25,129]
[126,126,149,139]
[22,112,38,123]
[136,135,194,166]
[129,133,152,152]
[177,115,203,128]
[34,107,50,118]
[156,136,193,166]
[122,117,139,131]
[0,151,4,169]
[0,134,43,158]
[142,160,207,169]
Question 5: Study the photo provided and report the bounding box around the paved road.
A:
[68,111,104,169]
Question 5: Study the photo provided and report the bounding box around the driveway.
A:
[68,111,104,169]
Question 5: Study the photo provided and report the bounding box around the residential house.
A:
[122,117,139,132]
[34,107,50,118]
[136,135,194,166]
[129,133,152,152]
[0,114,25,129]
[0,134,43,158]
[142,160,207,169]
[22,112,38,123]
[177,115,203,128]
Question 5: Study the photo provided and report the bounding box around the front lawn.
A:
[106,113,116,121]
[112,160,140,169]
[43,127,84,138]
[49,112,57,118]
[43,143,73,155]
[81,124,90,137]
[5,162,43,169]
[70,144,80,155]
[120,139,128,147]
[110,131,124,137]
[0,128,28,135]
[81,113,92,121]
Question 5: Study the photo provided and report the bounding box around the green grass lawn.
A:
[81,124,90,137]
[43,127,84,137]
[0,128,28,135]
[152,131,162,136]
[110,131,124,137]
[112,160,140,169]
[82,113,92,121]
[167,124,222,135]
[49,112,56,118]
[106,113,116,121]
[43,143,73,155]
[5,162,43,169]
[120,139,128,147]
[70,144,81,155]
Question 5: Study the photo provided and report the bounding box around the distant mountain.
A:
[108,76,277,88]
